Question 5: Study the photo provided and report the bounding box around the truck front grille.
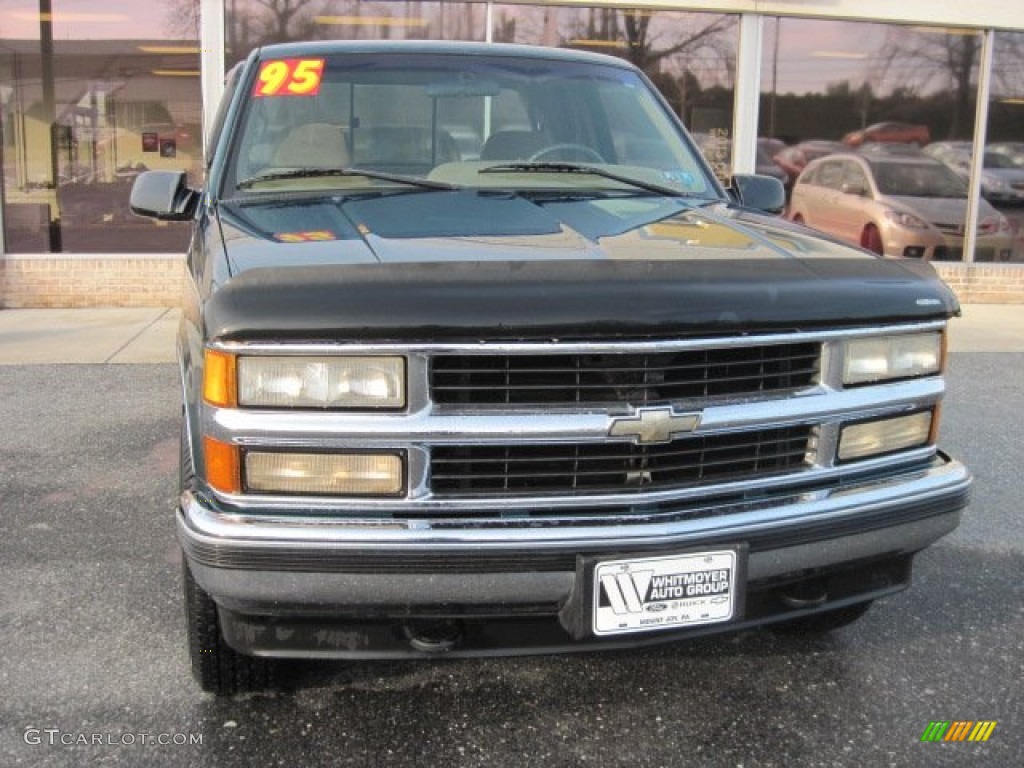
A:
[431,425,812,496]
[430,342,820,406]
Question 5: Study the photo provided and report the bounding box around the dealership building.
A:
[2,0,1024,305]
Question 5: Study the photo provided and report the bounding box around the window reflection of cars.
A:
[987,142,1024,168]
[755,143,788,186]
[757,136,785,181]
[758,137,785,158]
[772,140,845,191]
[856,143,923,157]
[923,141,1024,204]
[788,153,1012,261]
[842,121,931,148]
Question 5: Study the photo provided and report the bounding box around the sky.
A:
[766,17,891,95]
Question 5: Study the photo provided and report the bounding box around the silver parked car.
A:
[924,141,1024,204]
[789,153,1013,261]
[985,141,1024,168]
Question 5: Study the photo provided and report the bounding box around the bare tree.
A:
[991,33,1024,100]
[251,0,318,44]
[563,9,734,119]
[165,0,201,39]
[167,0,323,60]
[882,27,982,138]
[561,9,735,82]
[621,10,735,76]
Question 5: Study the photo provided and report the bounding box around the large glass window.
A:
[0,1,202,253]
[986,31,1024,263]
[760,18,1008,263]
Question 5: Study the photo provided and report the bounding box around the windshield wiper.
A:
[236,167,458,191]
[479,162,702,199]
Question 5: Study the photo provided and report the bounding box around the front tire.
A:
[183,557,274,694]
[181,418,273,694]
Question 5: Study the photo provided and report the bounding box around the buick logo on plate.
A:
[608,406,701,445]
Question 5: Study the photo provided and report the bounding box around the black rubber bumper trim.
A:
[217,554,915,659]
[181,482,969,574]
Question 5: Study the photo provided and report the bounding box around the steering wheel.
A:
[528,143,606,163]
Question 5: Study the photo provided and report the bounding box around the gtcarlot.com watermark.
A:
[24,727,203,747]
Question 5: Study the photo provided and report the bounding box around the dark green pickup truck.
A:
[130,41,970,694]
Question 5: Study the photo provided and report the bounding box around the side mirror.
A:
[130,171,199,221]
[729,173,786,215]
[841,182,868,197]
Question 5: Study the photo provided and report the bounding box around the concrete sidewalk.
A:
[0,308,180,364]
[943,303,1024,352]
[0,304,1020,365]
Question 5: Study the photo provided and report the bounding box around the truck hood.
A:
[207,190,958,341]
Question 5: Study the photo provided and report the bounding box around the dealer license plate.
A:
[592,550,739,636]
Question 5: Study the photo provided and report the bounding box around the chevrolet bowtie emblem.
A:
[608,406,701,445]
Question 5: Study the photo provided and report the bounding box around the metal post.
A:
[201,0,227,160]
[39,0,61,251]
[732,14,764,177]
[963,29,995,264]
[0,113,6,254]
[484,3,494,140]
[769,17,780,138]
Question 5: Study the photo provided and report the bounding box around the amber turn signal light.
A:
[203,349,237,407]
[203,436,241,494]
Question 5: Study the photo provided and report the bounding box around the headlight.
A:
[843,332,943,386]
[230,355,405,408]
[884,209,929,229]
[838,411,933,461]
[245,451,404,496]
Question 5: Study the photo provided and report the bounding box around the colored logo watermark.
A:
[921,721,997,742]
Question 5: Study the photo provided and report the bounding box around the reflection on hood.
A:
[217,189,870,274]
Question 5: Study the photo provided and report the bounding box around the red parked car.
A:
[842,121,930,148]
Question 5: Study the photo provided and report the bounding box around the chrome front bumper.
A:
[179,454,970,617]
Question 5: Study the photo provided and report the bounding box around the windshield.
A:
[868,160,968,199]
[224,51,718,198]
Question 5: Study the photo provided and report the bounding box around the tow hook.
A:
[778,577,829,609]
[403,620,464,654]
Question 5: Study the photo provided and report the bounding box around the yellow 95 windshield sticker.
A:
[254,59,325,97]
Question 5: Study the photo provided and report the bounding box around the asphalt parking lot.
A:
[0,308,1021,767]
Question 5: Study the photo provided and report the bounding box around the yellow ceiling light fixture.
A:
[138,46,201,55]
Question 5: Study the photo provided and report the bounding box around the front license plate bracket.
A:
[558,545,748,640]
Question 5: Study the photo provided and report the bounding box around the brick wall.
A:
[932,263,1024,304]
[0,254,185,308]
[1,255,1023,307]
